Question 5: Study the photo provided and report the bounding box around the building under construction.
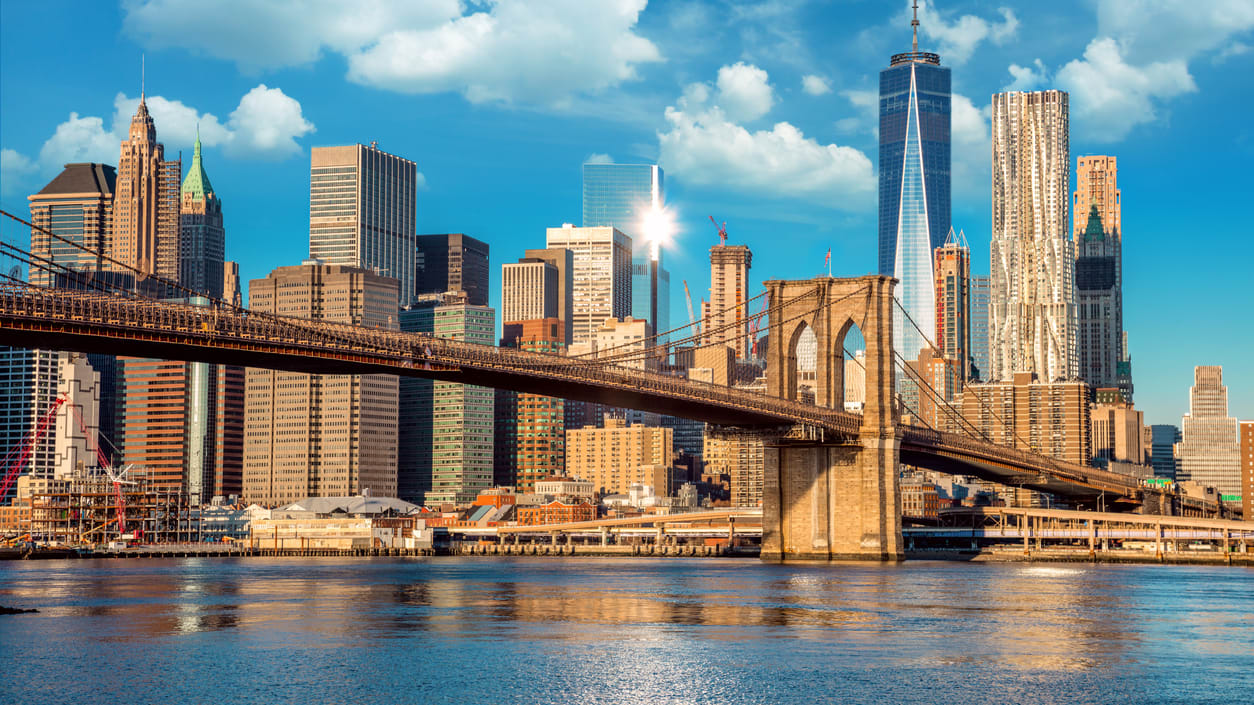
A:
[20,474,197,546]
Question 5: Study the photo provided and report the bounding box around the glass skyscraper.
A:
[582,163,669,341]
[878,33,950,363]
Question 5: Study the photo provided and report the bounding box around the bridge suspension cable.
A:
[566,288,772,365]
[571,285,816,368]
[890,296,1072,480]
[0,211,418,354]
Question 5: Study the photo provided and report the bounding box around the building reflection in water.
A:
[0,556,1233,676]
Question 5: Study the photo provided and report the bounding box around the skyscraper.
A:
[969,274,990,381]
[989,90,1076,383]
[523,247,574,344]
[1073,155,1130,400]
[118,354,243,498]
[427,295,496,505]
[501,257,559,323]
[498,318,565,494]
[28,163,115,286]
[582,163,669,338]
[415,233,490,306]
[1074,204,1124,397]
[1073,155,1121,239]
[1090,395,1144,470]
[933,228,970,386]
[1179,366,1240,498]
[545,225,632,346]
[398,298,438,504]
[703,244,752,359]
[1240,421,1252,520]
[879,8,950,362]
[0,348,58,502]
[27,165,121,461]
[243,264,399,504]
[112,95,181,282]
[53,353,100,479]
[179,130,225,298]
[1148,424,1181,480]
[309,143,417,306]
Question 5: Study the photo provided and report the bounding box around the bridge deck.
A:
[0,284,1229,515]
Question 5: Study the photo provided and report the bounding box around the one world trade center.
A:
[878,4,950,365]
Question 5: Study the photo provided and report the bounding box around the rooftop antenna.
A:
[912,0,920,53]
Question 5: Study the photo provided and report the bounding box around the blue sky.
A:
[1,0,1251,427]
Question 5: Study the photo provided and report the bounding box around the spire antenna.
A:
[141,53,146,102]
[912,0,920,53]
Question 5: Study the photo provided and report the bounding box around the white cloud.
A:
[111,94,231,151]
[1005,0,1253,142]
[1004,59,1048,92]
[1,84,315,194]
[801,74,831,96]
[1095,0,1254,64]
[1214,41,1251,64]
[584,153,615,164]
[123,0,461,72]
[416,172,429,191]
[949,94,990,202]
[657,76,873,208]
[128,0,661,108]
[1,149,38,196]
[917,2,1018,65]
[837,89,878,137]
[951,94,987,148]
[346,0,662,106]
[223,85,315,158]
[714,62,775,122]
[1056,38,1196,142]
[37,113,119,168]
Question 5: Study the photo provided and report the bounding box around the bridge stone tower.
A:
[762,275,903,561]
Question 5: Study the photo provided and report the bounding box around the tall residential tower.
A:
[989,90,1076,383]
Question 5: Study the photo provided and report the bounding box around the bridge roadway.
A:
[0,284,1223,515]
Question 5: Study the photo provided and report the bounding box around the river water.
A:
[1,557,1250,704]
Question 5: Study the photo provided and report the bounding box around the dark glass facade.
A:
[878,60,951,277]
[415,233,490,306]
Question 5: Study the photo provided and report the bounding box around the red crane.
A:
[709,215,727,246]
[66,401,130,537]
[0,395,67,501]
[748,296,770,357]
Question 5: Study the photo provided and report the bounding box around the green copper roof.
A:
[1083,203,1104,242]
[180,128,214,201]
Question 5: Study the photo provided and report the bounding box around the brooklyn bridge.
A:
[0,268,1230,561]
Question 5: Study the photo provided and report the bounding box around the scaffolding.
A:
[27,474,195,546]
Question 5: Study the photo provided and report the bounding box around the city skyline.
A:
[1,2,1251,426]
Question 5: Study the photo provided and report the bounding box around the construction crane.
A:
[708,215,727,246]
[102,464,136,538]
[748,296,770,357]
[65,400,133,540]
[0,394,67,501]
[683,280,702,336]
